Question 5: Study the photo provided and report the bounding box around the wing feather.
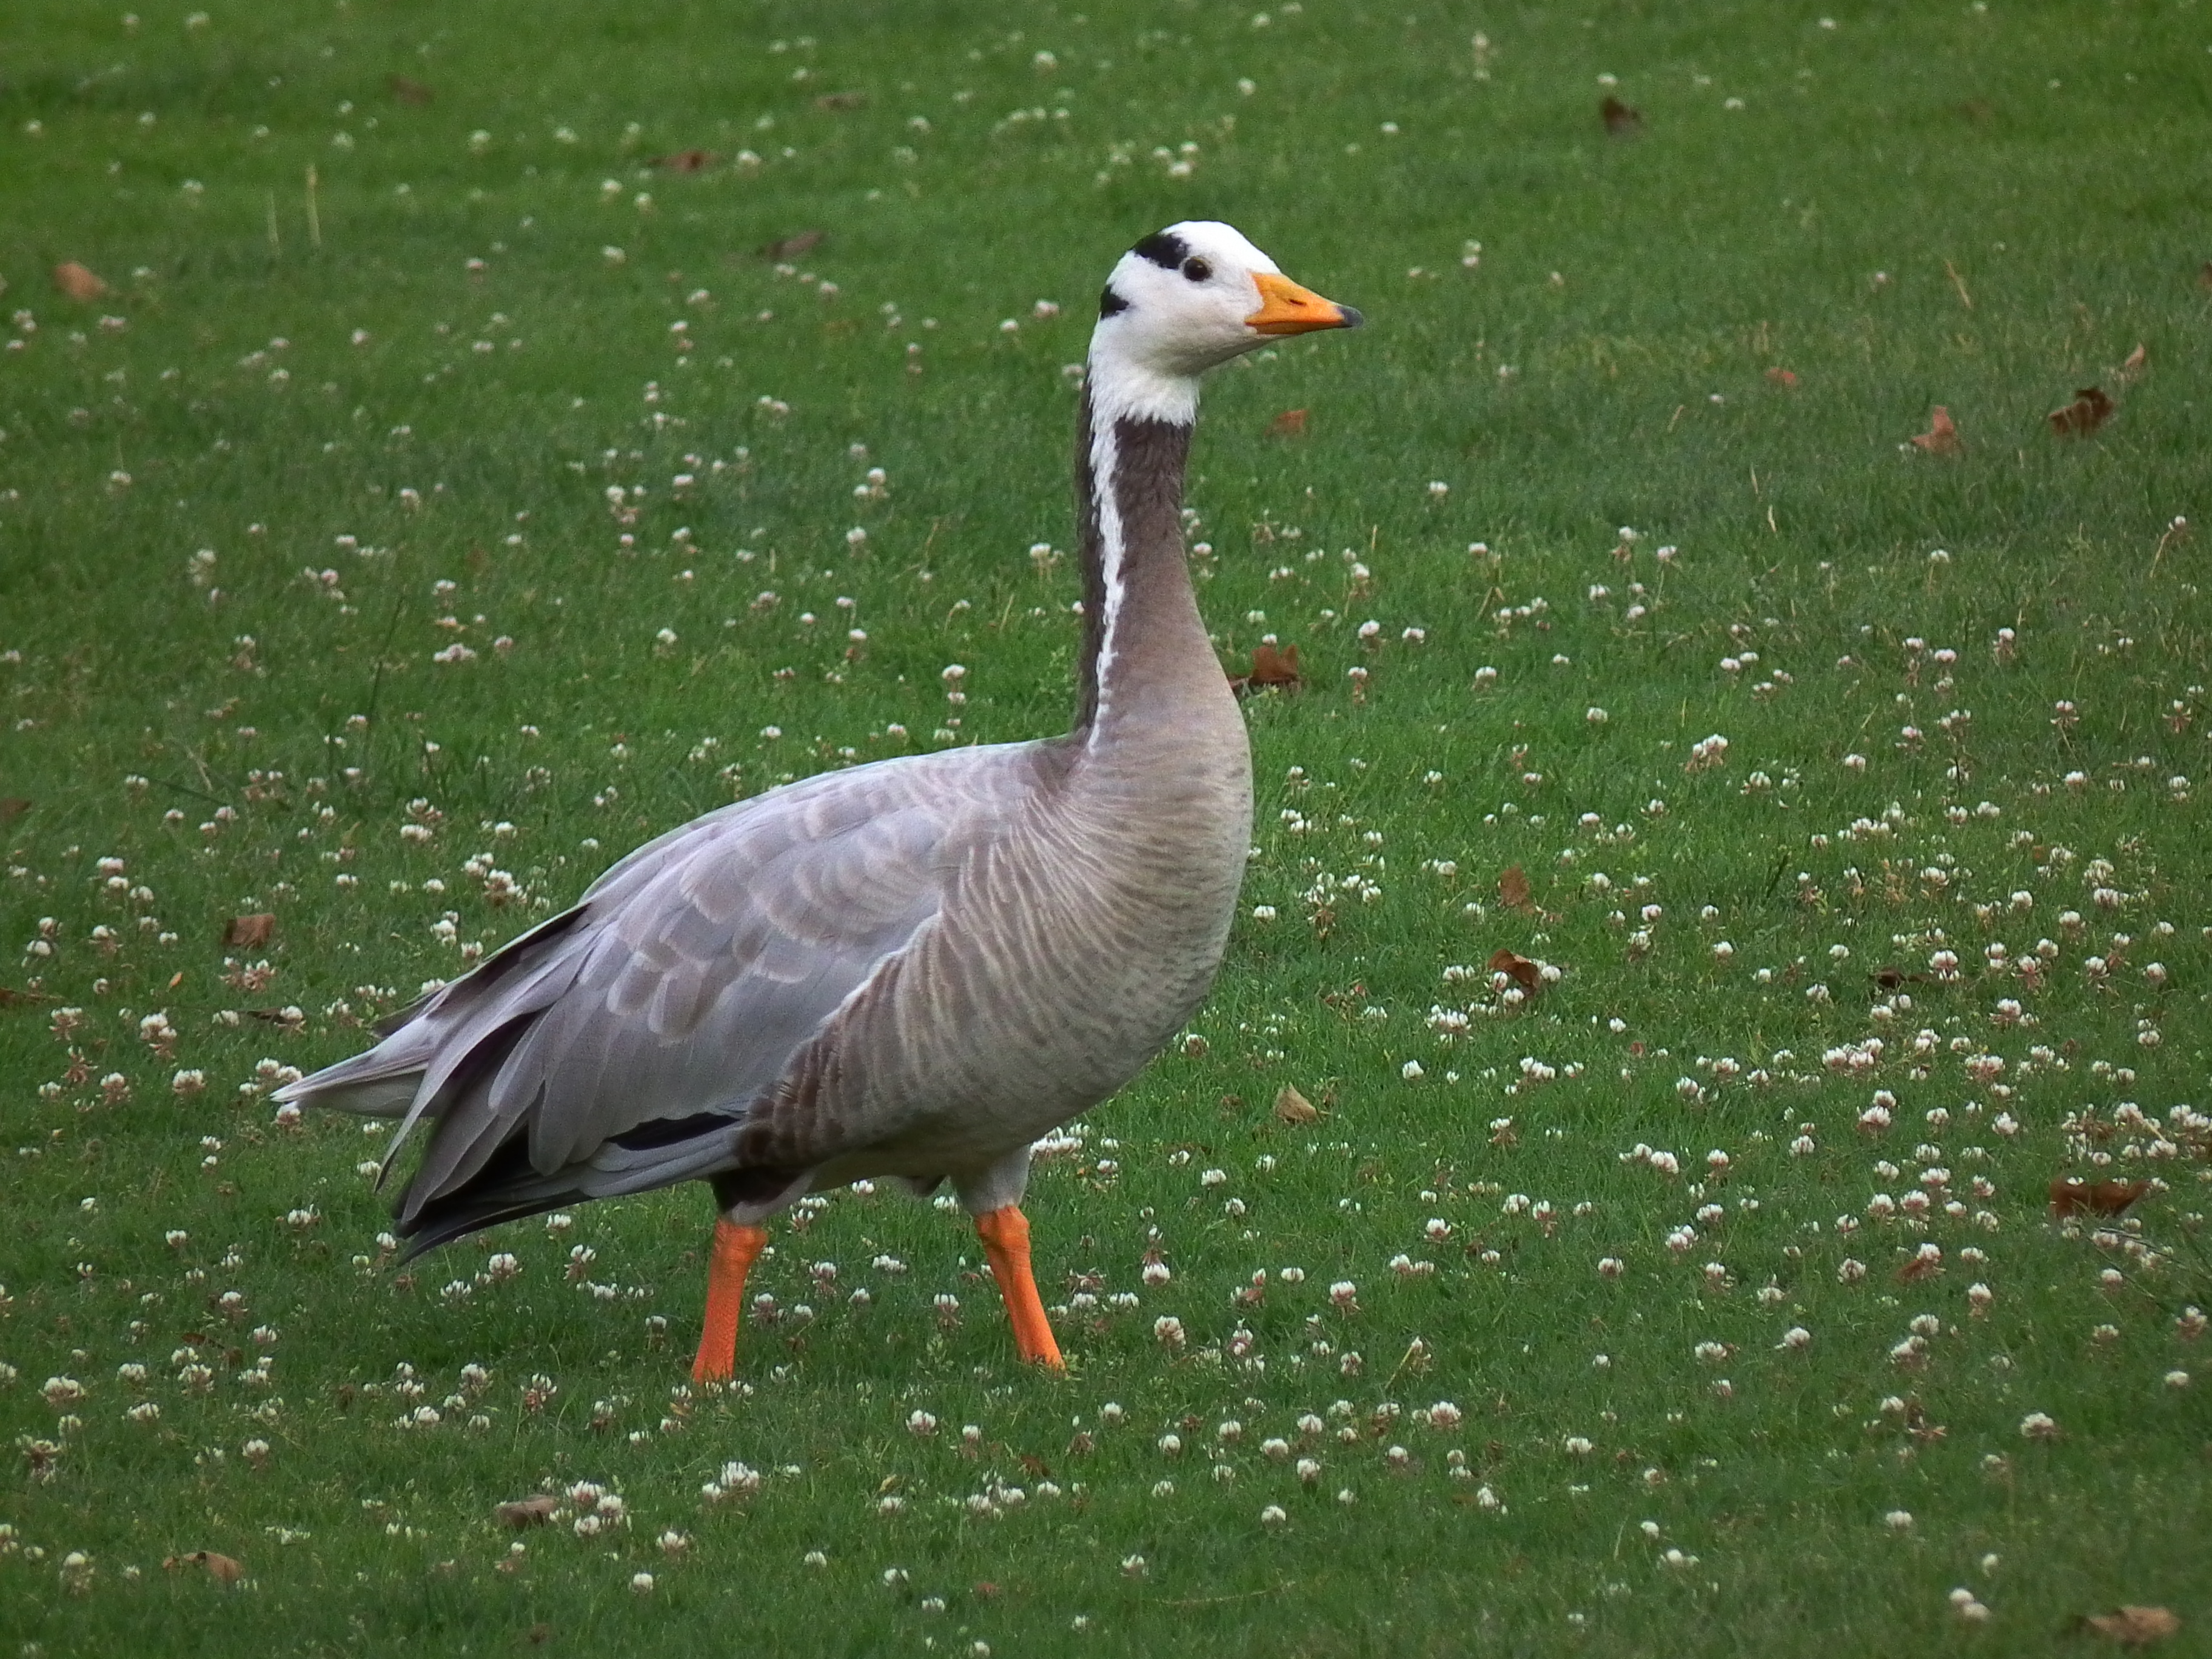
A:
[284,745,1045,1247]
[387,750,1024,1219]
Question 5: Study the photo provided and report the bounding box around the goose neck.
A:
[1071,381,1224,747]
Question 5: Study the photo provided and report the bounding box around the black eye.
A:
[1182,257,1213,283]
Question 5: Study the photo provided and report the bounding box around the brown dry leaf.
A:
[163,1550,244,1584]
[528,1624,555,1646]
[1251,642,1301,687]
[496,1493,560,1528]
[1911,406,1962,456]
[1600,95,1642,135]
[2048,386,2114,437]
[53,262,109,301]
[1894,1253,1942,1285]
[759,229,825,261]
[814,90,868,111]
[2114,343,2148,383]
[2199,261,2212,293]
[1764,367,1799,388]
[387,74,434,105]
[1498,866,1534,913]
[653,149,714,172]
[2049,1176,2151,1219]
[2080,1606,2182,1646]
[2,985,55,1007]
[1227,643,1301,697]
[1487,948,1543,995]
[1273,1085,1321,1126]
[223,913,276,949]
[1267,407,1309,438]
[0,797,29,825]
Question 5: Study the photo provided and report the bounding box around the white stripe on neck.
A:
[1085,411,1127,746]
[1082,350,1198,748]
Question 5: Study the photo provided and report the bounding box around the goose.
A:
[275,221,1361,1379]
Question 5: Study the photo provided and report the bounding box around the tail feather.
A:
[273,905,594,1190]
[374,941,591,1179]
[269,1024,441,1110]
[395,1015,542,1221]
[304,1074,420,1118]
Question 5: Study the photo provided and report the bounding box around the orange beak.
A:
[1245,270,1364,335]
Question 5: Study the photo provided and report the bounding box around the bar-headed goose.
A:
[276,221,1361,1377]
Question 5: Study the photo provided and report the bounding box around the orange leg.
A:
[975,1205,1064,1369]
[692,1218,769,1382]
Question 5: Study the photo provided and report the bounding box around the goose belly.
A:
[767,763,1252,1170]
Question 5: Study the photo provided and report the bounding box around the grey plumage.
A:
[285,709,1244,1251]
[275,219,1356,1293]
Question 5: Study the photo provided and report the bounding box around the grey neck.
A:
[1070,386,1205,742]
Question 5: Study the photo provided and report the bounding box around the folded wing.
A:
[275,750,1016,1245]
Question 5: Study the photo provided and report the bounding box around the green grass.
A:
[4,0,2211,1652]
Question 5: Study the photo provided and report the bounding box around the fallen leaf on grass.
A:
[1,985,56,1007]
[2077,1606,2181,1647]
[1267,407,1309,438]
[653,149,714,172]
[53,262,109,301]
[0,797,29,825]
[1600,95,1642,135]
[163,1550,244,1584]
[1487,948,1543,994]
[223,913,276,948]
[1869,967,1933,992]
[386,74,434,104]
[1895,1253,1943,1285]
[1498,866,1533,913]
[2048,386,2114,437]
[496,1494,560,1528]
[1228,642,1301,696]
[528,1623,555,1645]
[2049,1176,2151,1218]
[1911,406,1962,456]
[1764,367,1798,388]
[814,90,868,110]
[2199,262,2212,293]
[759,229,825,260]
[1273,1085,1321,1125]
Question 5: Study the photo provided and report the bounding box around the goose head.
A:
[1089,221,1361,423]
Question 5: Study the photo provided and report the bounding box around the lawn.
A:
[2,0,2208,1653]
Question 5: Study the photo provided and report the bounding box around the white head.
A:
[1087,220,1361,425]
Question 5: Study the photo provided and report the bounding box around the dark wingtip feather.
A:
[397,1187,578,1261]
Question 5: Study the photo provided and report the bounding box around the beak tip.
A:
[1335,304,1365,330]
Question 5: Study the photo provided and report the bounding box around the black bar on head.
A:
[1130,230,1188,269]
